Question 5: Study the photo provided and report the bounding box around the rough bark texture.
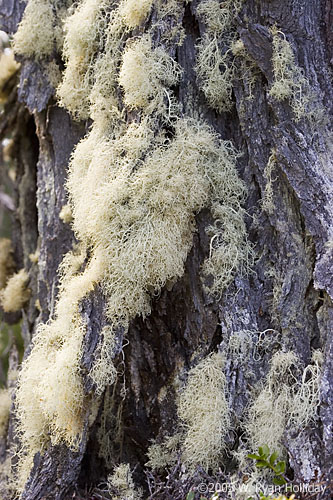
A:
[0,0,332,499]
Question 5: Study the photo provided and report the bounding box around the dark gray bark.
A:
[0,0,332,499]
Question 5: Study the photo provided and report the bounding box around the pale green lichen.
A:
[178,352,230,471]
[14,0,253,490]
[107,463,142,500]
[0,269,30,313]
[262,149,277,214]
[195,0,243,112]
[269,27,320,122]
[245,350,322,455]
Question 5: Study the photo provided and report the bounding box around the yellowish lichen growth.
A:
[14,0,253,489]
[13,0,73,59]
[29,250,39,264]
[262,149,277,214]
[57,0,111,120]
[146,433,182,470]
[13,0,55,58]
[59,203,73,224]
[269,28,295,101]
[245,350,322,455]
[195,0,243,112]
[107,463,142,500]
[118,0,153,28]
[0,388,11,438]
[119,34,182,114]
[0,269,30,313]
[178,352,230,471]
[0,48,20,100]
[0,238,15,289]
[89,326,117,395]
[269,27,319,122]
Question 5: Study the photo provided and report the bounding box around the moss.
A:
[0,269,30,313]
[0,238,14,289]
[178,352,230,471]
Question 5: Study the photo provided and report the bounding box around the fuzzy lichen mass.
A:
[11,0,253,492]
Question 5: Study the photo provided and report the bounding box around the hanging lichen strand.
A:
[13,0,253,491]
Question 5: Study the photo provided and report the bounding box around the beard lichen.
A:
[13,0,253,491]
[118,34,182,114]
[195,0,243,112]
[245,350,322,456]
[0,269,30,313]
[269,27,320,122]
[13,0,73,59]
[0,238,15,289]
[178,352,230,472]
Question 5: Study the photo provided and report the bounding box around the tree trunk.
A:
[0,1,332,499]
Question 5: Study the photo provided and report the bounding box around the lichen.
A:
[13,0,253,489]
[13,0,73,59]
[0,388,11,438]
[118,0,153,28]
[0,269,30,313]
[178,352,230,471]
[195,0,243,112]
[59,203,73,224]
[269,27,320,122]
[13,0,55,58]
[245,350,322,455]
[107,463,142,500]
[0,48,20,101]
[0,238,14,289]
[262,149,277,214]
[57,0,111,120]
[119,34,182,115]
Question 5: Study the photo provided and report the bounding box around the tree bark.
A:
[0,1,332,499]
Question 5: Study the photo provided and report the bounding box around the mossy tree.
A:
[0,1,332,499]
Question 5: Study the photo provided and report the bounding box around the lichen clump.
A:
[195,0,243,112]
[269,27,318,121]
[0,388,11,438]
[0,238,15,289]
[0,47,20,100]
[245,351,322,455]
[14,0,253,490]
[118,0,153,28]
[13,0,55,58]
[119,34,182,113]
[178,352,230,471]
[13,0,73,58]
[107,463,142,500]
[0,269,30,313]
